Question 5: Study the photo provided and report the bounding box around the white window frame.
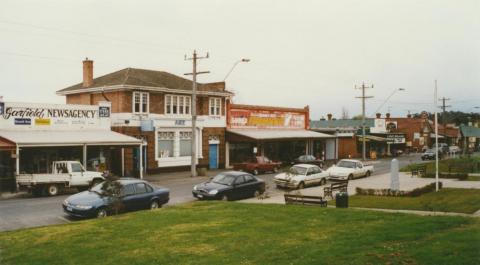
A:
[165,94,191,115]
[132,91,149,114]
[209,97,222,116]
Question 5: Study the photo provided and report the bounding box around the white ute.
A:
[274,164,329,189]
[16,161,105,196]
[327,159,373,180]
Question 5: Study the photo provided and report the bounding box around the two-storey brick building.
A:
[57,59,232,175]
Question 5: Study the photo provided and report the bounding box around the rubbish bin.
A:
[335,192,349,208]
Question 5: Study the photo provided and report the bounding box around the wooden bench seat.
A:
[323,180,348,199]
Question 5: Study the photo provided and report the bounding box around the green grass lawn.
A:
[1,202,480,265]
[350,188,480,214]
[466,175,480,181]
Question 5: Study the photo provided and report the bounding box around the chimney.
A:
[83,58,94,88]
[386,113,391,118]
[327,113,332,120]
[376,113,381,118]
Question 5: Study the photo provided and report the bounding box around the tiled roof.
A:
[57,68,228,94]
[460,125,480,137]
[310,119,375,129]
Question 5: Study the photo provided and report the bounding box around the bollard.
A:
[390,158,399,191]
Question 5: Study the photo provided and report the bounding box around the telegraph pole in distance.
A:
[438,97,451,143]
[185,50,210,177]
[355,82,374,161]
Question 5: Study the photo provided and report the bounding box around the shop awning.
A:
[357,135,388,142]
[227,129,333,140]
[430,133,445,139]
[0,130,142,147]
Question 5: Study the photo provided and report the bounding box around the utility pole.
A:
[434,81,439,192]
[355,82,374,161]
[185,50,209,177]
[438,97,451,144]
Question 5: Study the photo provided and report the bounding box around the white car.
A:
[274,164,329,189]
[327,159,374,181]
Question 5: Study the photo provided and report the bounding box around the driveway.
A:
[0,154,423,232]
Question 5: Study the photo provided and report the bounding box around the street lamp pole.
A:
[373,88,405,115]
[223,59,250,81]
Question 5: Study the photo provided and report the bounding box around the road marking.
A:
[57,216,71,223]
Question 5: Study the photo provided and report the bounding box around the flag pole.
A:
[434,80,439,192]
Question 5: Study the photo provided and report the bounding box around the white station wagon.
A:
[274,164,329,189]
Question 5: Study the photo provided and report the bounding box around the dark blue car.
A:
[62,178,169,218]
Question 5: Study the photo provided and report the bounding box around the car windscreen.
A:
[212,174,236,186]
[337,161,356,168]
[90,181,122,196]
[290,166,307,175]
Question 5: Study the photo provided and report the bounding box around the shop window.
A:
[179,131,192,157]
[209,97,221,116]
[133,92,149,114]
[165,95,191,115]
[158,132,174,158]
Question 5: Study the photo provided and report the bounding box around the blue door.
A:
[209,144,218,169]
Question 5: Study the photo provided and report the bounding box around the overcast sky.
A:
[0,0,479,119]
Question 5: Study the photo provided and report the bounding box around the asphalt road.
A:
[0,154,422,232]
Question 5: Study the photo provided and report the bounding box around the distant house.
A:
[460,125,480,153]
[57,59,233,175]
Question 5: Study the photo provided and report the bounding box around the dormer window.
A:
[209,97,221,116]
[165,95,191,115]
[133,92,149,114]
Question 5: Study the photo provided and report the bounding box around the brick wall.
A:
[338,137,359,159]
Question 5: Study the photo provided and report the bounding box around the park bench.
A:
[284,194,327,207]
[323,180,348,199]
[411,164,427,177]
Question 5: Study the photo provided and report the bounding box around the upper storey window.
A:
[165,95,191,115]
[133,92,149,114]
[209,97,221,116]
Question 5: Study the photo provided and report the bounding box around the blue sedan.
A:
[62,178,169,218]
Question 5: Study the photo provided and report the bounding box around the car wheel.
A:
[253,169,259,175]
[221,194,229,201]
[96,208,108,218]
[365,171,371,177]
[298,182,305,189]
[150,200,160,210]
[348,174,353,180]
[46,184,59,196]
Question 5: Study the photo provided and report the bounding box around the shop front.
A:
[0,101,142,191]
[226,104,334,167]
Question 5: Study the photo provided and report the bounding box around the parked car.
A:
[192,171,265,201]
[327,159,374,180]
[17,161,105,196]
[433,143,449,154]
[274,164,328,189]
[233,156,282,175]
[62,178,169,218]
[421,149,437,160]
[449,145,461,154]
[292,155,324,168]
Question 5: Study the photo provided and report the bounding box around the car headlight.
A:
[75,205,93,210]
[208,189,218,195]
[63,200,69,206]
[193,185,198,191]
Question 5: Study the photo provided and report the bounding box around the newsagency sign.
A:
[0,102,111,130]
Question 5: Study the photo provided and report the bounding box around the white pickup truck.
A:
[17,161,105,196]
[327,159,374,180]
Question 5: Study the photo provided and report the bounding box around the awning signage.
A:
[0,102,111,130]
[229,109,305,129]
[386,134,406,144]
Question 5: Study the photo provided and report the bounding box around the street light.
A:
[223,58,250,81]
[373,88,406,115]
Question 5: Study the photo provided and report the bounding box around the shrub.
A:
[355,182,442,197]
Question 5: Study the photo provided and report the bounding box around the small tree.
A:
[99,175,124,215]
